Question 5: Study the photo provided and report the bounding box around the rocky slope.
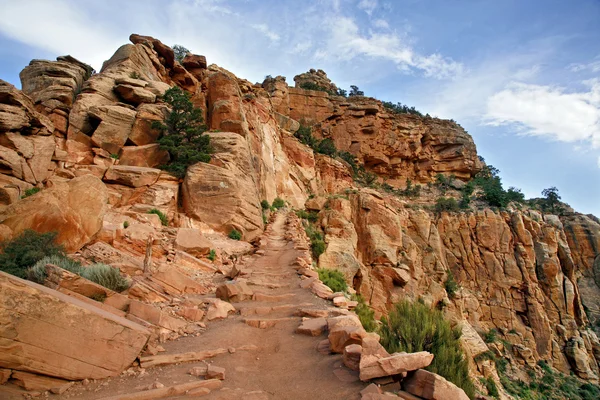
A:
[0,33,599,398]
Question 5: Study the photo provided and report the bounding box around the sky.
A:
[0,0,599,216]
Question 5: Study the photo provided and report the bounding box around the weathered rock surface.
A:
[182,132,263,241]
[402,369,470,400]
[0,272,150,380]
[359,351,434,381]
[0,174,107,252]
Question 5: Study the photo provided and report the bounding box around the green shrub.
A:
[27,254,83,283]
[148,209,168,226]
[481,377,499,398]
[21,187,41,199]
[110,153,119,160]
[229,229,242,240]
[294,124,319,149]
[261,200,270,210]
[305,224,326,259]
[208,249,216,261]
[338,151,359,174]
[0,230,65,278]
[296,209,318,223]
[123,221,129,229]
[382,101,423,116]
[352,294,377,332]
[379,300,475,399]
[317,268,347,292]
[80,263,130,292]
[445,271,459,299]
[484,328,498,343]
[316,138,337,156]
[272,197,285,209]
[152,86,211,178]
[129,71,141,79]
[435,197,459,212]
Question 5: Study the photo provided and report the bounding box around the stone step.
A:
[243,317,297,329]
[252,292,296,302]
[239,303,314,317]
[247,281,290,289]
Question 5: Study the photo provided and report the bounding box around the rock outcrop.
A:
[0,272,150,380]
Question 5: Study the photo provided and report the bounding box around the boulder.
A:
[328,315,367,353]
[182,132,263,241]
[216,281,254,302]
[114,84,156,105]
[359,351,434,381]
[402,369,470,400]
[0,174,108,252]
[206,365,225,380]
[118,144,169,168]
[343,344,363,371]
[296,318,328,336]
[19,56,92,113]
[0,272,150,380]
[128,103,166,145]
[174,228,213,257]
[88,105,136,154]
[206,299,236,320]
[103,165,161,187]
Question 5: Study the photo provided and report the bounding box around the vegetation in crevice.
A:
[228,229,242,241]
[148,208,168,226]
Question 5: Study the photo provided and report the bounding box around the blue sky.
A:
[1,0,599,216]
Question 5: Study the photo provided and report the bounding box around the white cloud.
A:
[251,24,280,42]
[372,19,389,29]
[288,41,313,55]
[321,17,463,79]
[568,59,600,73]
[485,80,600,147]
[358,0,378,15]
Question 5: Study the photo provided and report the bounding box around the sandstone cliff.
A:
[0,33,598,398]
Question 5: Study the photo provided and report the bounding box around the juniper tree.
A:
[152,86,211,178]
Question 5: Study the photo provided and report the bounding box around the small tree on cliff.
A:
[172,44,190,63]
[542,186,561,214]
[152,86,211,178]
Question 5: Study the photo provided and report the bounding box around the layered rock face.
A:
[313,189,600,381]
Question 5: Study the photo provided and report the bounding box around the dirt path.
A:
[65,211,366,400]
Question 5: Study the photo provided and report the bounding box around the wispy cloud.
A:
[251,24,280,42]
[568,59,600,73]
[358,0,378,15]
[319,16,464,79]
[485,80,600,148]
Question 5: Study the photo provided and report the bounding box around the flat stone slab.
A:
[296,318,327,336]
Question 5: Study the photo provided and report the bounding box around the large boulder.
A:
[19,56,92,114]
[0,271,150,380]
[182,132,263,241]
[402,369,470,400]
[0,175,108,252]
[359,351,434,381]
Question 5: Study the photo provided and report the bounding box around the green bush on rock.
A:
[0,230,65,279]
[379,300,475,399]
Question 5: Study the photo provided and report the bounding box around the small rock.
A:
[206,365,225,380]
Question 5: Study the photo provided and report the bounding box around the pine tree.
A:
[152,86,211,178]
